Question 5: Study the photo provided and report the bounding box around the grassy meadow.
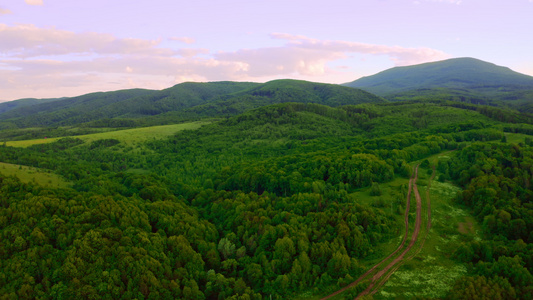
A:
[0,162,70,188]
[4,121,211,148]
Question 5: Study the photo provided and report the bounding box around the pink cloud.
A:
[215,33,449,80]
[176,48,209,58]
[170,37,196,44]
[0,25,451,100]
[25,0,43,6]
[0,8,12,15]
[270,33,450,66]
[215,46,343,77]
[416,0,462,4]
[0,24,175,57]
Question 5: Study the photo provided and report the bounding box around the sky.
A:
[1,0,532,101]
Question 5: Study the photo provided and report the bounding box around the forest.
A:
[0,77,532,299]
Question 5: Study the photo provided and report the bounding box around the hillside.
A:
[0,82,257,128]
[155,79,386,122]
[344,58,533,108]
[0,97,66,114]
[0,80,383,130]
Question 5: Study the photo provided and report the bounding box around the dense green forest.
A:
[0,76,532,299]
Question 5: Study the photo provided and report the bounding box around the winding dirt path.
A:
[320,166,420,300]
[367,165,436,296]
[355,166,422,299]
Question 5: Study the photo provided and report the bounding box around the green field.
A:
[0,162,70,188]
[5,121,211,147]
[505,132,533,144]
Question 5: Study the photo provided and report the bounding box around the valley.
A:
[0,58,531,299]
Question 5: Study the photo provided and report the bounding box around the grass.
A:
[374,162,476,299]
[5,121,211,148]
[350,175,411,262]
[0,162,70,188]
[504,132,533,144]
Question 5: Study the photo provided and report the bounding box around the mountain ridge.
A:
[0,79,383,128]
[344,57,533,97]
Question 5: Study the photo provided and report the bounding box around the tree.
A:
[370,182,381,196]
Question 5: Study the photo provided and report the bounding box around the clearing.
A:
[5,121,211,147]
[0,162,70,188]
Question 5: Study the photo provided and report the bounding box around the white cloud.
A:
[25,0,43,6]
[0,8,12,15]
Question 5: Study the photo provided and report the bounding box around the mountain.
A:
[0,80,383,128]
[162,79,385,121]
[0,97,66,114]
[0,88,157,122]
[0,82,257,128]
[344,58,533,106]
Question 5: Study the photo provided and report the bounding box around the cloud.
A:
[0,24,450,100]
[422,0,463,4]
[271,33,450,66]
[0,8,12,15]
[170,37,196,44]
[0,24,175,57]
[215,33,449,78]
[176,48,209,58]
[25,0,44,6]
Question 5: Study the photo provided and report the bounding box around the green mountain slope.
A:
[0,89,157,124]
[0,82,257,128]
[0,97,66,114]
[344,58,533,104]
[155,79,386,121]
[0,80,383,129]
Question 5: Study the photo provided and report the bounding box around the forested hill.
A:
[161,79,385,122]
[343,57,533,109]
[345,57,533,95]
[0,80,383,129]
[0,97,66,114]
[0,82,257,128]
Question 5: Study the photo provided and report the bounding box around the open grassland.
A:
[5,121,211,147]
[0,162,70,188]
[505,132,533,144]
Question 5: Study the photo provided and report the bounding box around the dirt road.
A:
[320,165,421,300]
[354,166,422,299]
[366,166,436,296]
